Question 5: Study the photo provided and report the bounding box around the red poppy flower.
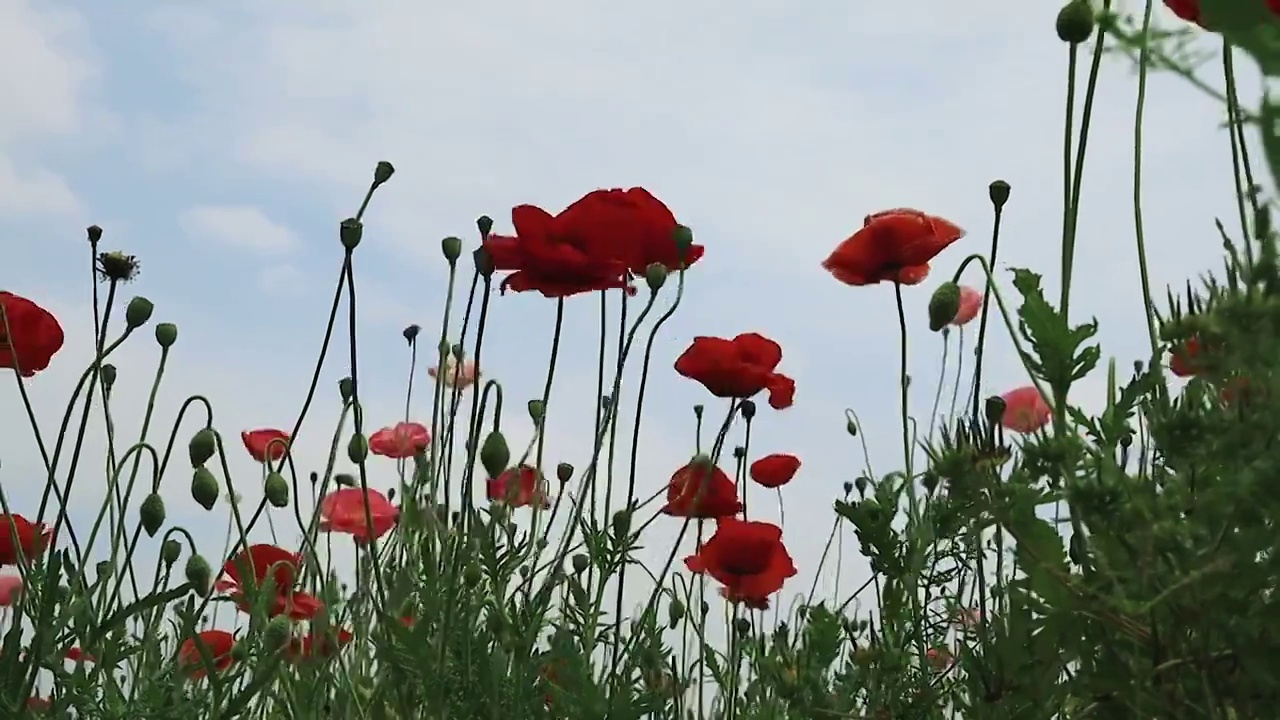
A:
[685,517,797,602]
[999,386,1051,434]
[0,514,51,566]
[1165,0,1280,25]
[0,292,64,377]
[486,465,550,508]
[64,646,93,663]
[1169,337,1206,377]
[368,422,430,459]
[662,458,743,519]
[821,208,964,287]
[318,487,399,542]
[241,429,290,463]
[214,544,322,620]
[674,333,796,409]
[719,585,770,610]
[177,629,237,679]
[284,628,352,663]
[749,453,801,489]
[26,697,51,713]
[952,285,983,326]
[552,187,705,273]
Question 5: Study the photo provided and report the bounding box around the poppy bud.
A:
[373,160,396,186]
[125,296,154,329]
[693,404,704,420]
[386,487,396,500]
[184,554,211,596]
[571,554,589,575]
[340,218,363,250]
[161,539,182,566]
[928,282,961,332]
[1055,1,1094,44]
[347,433,369,463]
[842,480,853,495]
[230,642,250,663]
[335,473,357,488]
[338,376,354,403]
[155,322,178,348]
[189,429,217,467]
[100,364,117,391]
[739,399,756,421]
[464,564,482,587]
[854,476,868,495]
[139,493,166,537]
[984,395,1007,426]
[989,180,1011,211]
[846,419,858,436]
[87,225,103,244]
[263,615,293,654]
[191,467,219,510]
[442,236,462,264]
[451,343,465,360]
[611,510,631,539]
[734,617,751,636]
[644,263,668,292]
[671,225,694,264]
[667,598,685,626]
[265,472,289,508]
[403,325,420,344]
[476,215,494,238]
[473,246,495,277]
[527,399,545,425]
[480,431,511,479]
[556,462,574,484]
[1119,433,1133,449]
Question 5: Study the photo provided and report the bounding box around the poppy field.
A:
[3,2,1280,718]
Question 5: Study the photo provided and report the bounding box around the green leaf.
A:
[1005,498,1073,609]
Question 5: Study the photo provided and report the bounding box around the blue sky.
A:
[0,0,1256,618]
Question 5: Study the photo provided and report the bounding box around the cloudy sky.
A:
[0,0,1256,630]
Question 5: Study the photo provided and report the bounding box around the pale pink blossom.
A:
[952,286,983,326]
[429,357,479,390]
[999,385,1051,433]
[0,575,22,606]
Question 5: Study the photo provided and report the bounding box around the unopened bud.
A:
[347,433,369,463]
[263,615,293,654]
[480,431,511,479]
[139,493,166,537]
[1055,1,1094,44]
[189,429,217,467]
[984,396,1007,426]
[161,539,182,566]
[265,472,289,508]
[100,364,117,391]
[671,225,694,265]
[928,282,961,332]
[185,554,211,596]
[191,467,219,510]
[125,297,154,329]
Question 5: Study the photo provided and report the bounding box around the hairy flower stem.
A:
[1132,0,1159,355]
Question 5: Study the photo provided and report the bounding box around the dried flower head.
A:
[96,251,140,283]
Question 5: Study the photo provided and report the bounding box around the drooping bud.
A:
[644,263,668,292]
[340,218,363,251]
[185,554,211,596]
[139,493,166,537]
[667,598,686,628]
[989,180,1011,212]
[441,236,462,264]
[155,322,178,348]
[556,462,574,484]
[527,399,545,426]
[189,428,217,467]
[928,282,962,332]
[265,472,289,508]
[479,431,510,479]
[373,161,396,186]
[191,467,220,510]
[846,419,858,437]
[100,364,117,392]
[984,395,1007,426]
[347,433,369,464]
[1055,1,1094,44]
[161,539,182,567]
[125,296,154,329]
[262,614,294,654]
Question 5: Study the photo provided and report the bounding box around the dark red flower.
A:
[368,421,430,458]
[552,187,704,273]
[285,628,352,663]
[674,333,795,409]
[486,465,550,508]
[719,585,771,610]
[64,646,93,663]
[213,544,322,621]
[749,453,801,489]
[241,429,290,463]
[1169,337,1207,377]
[318,487,399,542]
[662,458,743,519]
[0,514,51,566]
[26,697,51,713]
[177,629,236,679]
[821,208,964,287]
[0,292,64,377]
[685,518,796,603]
[1163,0,1280,26]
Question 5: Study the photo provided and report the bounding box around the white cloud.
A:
[179,204,301,256]
[0,155,81,217]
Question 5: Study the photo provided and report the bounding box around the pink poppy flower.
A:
[318,488,399,542]
[999,386,1051,433]
[0,575,21,606]
[952,285,983,326]
[429,357,479,389]
[368,422,430,459]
